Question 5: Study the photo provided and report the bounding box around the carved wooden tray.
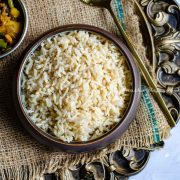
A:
[136,0,180,124]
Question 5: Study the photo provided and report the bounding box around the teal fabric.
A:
[115,0,125,28]
[115,1,160,143]
[115,0,124,23]
[141,86,161,143]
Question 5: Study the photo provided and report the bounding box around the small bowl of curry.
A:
[0,0,28,59]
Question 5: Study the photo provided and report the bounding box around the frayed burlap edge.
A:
[0,125,170,180]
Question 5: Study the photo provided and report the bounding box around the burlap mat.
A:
[0,0,170,179]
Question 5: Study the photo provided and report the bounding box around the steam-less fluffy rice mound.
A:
[21,31,132,142]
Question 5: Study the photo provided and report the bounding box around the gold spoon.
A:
[80,0,176,127]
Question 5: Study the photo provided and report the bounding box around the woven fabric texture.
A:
[0,0,170,179]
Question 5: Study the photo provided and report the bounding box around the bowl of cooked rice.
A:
[14,24,141,152]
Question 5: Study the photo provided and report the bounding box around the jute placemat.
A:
[0,0,170,179]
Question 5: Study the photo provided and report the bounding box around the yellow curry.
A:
[0,0,22,53]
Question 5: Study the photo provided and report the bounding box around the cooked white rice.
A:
[21,30,132,142]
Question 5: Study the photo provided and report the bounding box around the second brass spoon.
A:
[80,0,176,127]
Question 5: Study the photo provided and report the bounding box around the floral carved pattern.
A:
[139,0,180,122]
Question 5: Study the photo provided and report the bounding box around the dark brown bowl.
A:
[13,24,141,153]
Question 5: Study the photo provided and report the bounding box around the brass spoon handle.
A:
[107,6,176,127]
